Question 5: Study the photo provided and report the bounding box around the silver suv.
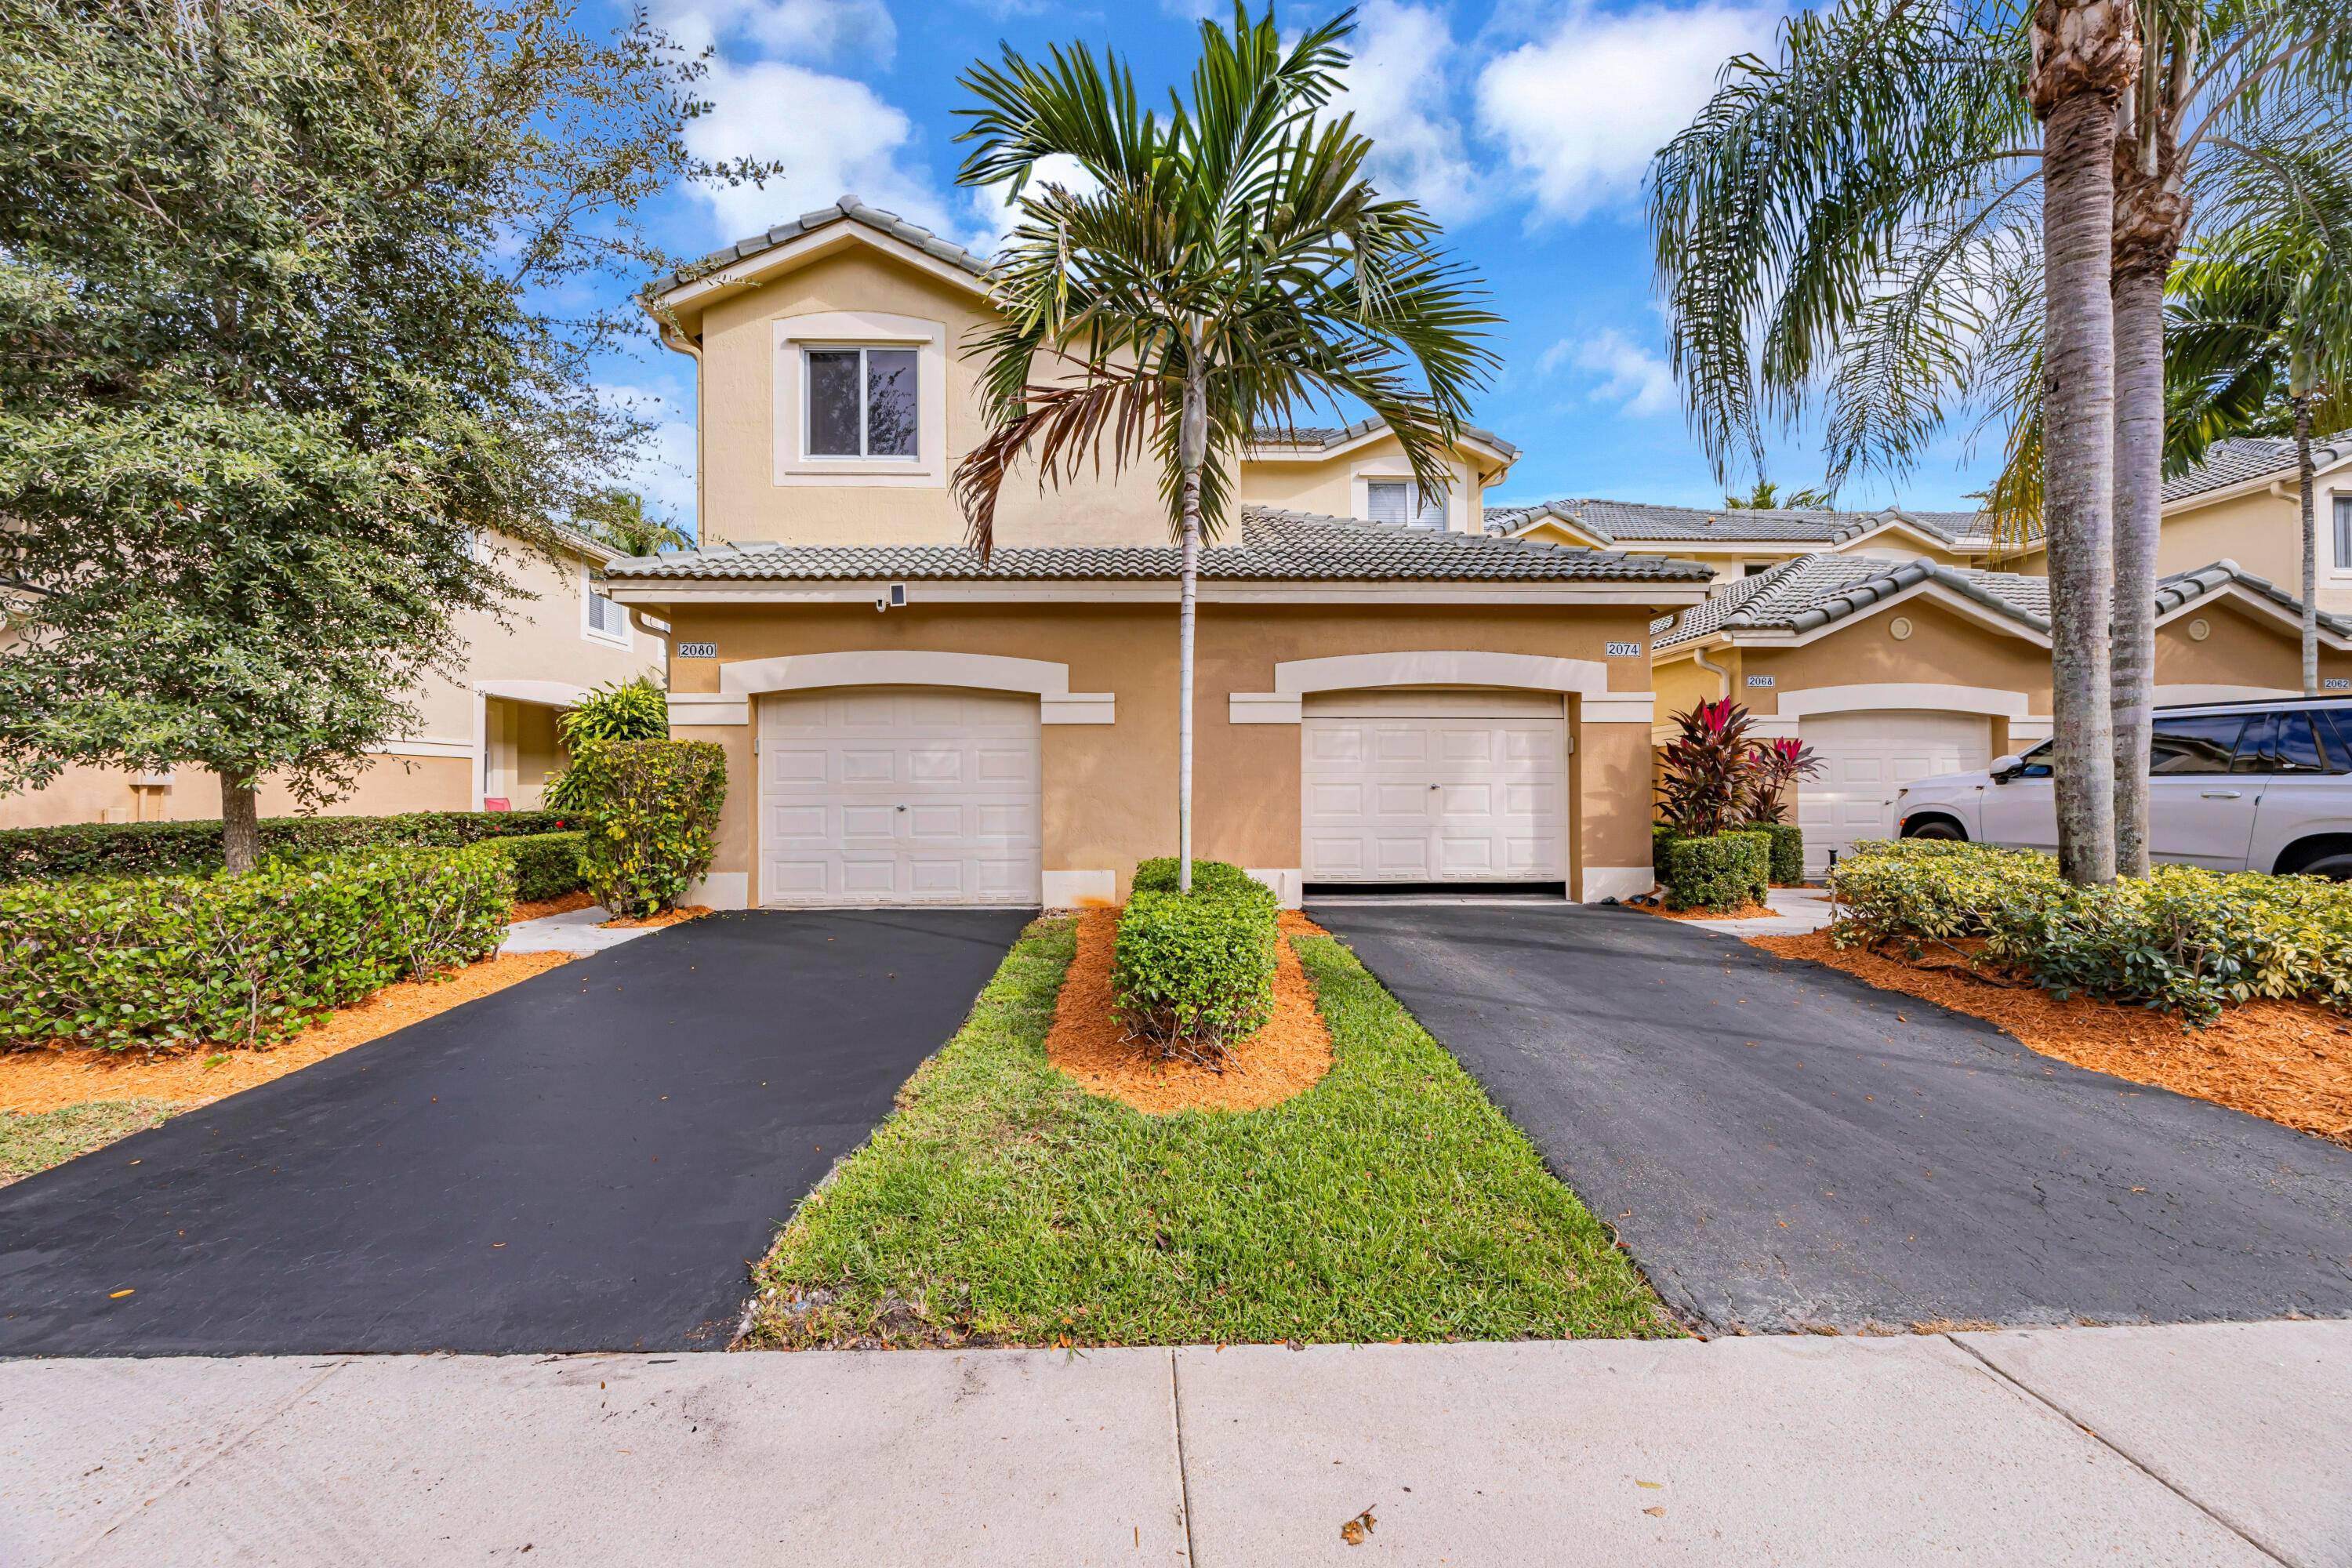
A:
[1891,697,2352,879]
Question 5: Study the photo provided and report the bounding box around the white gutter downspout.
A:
[1692,643,1733,699]
[658,323,706,539]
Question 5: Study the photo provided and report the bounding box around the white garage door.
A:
[760,686,1041,906]
[1302,689,1567,884]
[1797,710,1991,877]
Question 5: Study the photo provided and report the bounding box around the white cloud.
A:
[659,0,895,64]
[1552,328,1678,416]
[1328,0,1489,224]
[966,152,1103,260]
[1475,0,1784,223]
[598,384,701,530]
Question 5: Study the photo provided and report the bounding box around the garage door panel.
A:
[1798,709,1992,878]
[760,688,1042,906]
[1302,695,1567,884]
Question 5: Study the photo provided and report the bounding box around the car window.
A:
[2150,713,2247,775]
[2009,741,2053,779]
[2262,711,2333,775]
[2321,709,2352,774]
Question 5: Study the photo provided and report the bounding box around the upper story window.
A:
[805,347,919,459]
[2332,495,2350,572]
[1366,479,1449,529]
[583,569,630,647]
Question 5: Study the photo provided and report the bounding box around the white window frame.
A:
[1349,456,1469,532]
[800,345,922,463]
[773,312,948,488]
[2330,486,2352,578]
[1363,478,1450,529]
[582,567,632,648]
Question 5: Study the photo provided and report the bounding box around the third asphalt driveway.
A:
[1312,901,2352,1334]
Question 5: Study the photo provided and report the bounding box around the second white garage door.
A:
[1796,709,1991,877]
[1302,689,1568,885]
[760,686,1042,906]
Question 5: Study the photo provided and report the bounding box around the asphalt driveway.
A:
[1312,901,2352,1334]
[0,909,1030,1356]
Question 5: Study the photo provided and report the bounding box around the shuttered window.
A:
[1364,480,1449,528]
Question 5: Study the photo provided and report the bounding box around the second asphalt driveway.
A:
[1313,902,2352,1334]
[0,909,1029,1357]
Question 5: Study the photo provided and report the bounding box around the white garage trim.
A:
[1230,650,1653,724]
[1775,682,2032,720]
[716,650,1112,724]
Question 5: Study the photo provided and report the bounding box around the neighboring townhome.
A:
[1650,554,2352,873]
[607,195,1711,910]
[0,528,660,828]
[1485,498,2037,587]
[2156,432,2352,613]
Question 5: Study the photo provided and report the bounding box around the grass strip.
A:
[2,1098,177,1185]
[747,916,1675,1348]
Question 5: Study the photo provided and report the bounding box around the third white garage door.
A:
[1301,689,1567,886]
[760,686,1041,906]
[1796,709,1991,877]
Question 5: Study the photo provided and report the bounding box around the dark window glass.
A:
[2265,711,2332,774]
[2150,713,2247,775]
[866,348,918,457]
[806,350,862,456]
[2012,741,2054,779]
[2324,709,2352,771]
[2335,495,2352,570]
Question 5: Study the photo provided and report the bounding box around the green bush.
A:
[496,831,586,902]
[0,809,574,884]
[1829,840,2352,1023]
[548,677,670,811]
[0,845,514,1051]
[1758,822,1806,885]
[1131,858,1269,899]
[1664,830,1769,911]
[1112,860,1279,1050]
[1650,822,1682,877]
[569,739,728,919]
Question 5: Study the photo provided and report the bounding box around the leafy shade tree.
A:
[0,0,771,871]
[952,3,1497,892]
[576,488,693,557]
[1722,479,1832,509]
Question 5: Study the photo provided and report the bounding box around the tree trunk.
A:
[1174,360,1208,896]
[2031,5,2133,886]
[2297,392,2318,695]
[2108,266,2166,880]
[220,771,261,875]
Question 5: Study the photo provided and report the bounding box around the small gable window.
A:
[804,347,919,459]
[1366,480,1448,529]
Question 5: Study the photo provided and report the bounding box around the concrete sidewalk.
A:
[6,1320,2344,1566]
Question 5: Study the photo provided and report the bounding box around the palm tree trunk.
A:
[220,772,260,875]
[2296,391,2318,695]
[2038,82,2125,887]
[1174,361,1208,896]
[2108,266,2164,880]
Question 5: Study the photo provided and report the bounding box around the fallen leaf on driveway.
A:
[1340,1505,1377,1545]
[1635,1480,1661,1490]
[1643,1506,1666,1518]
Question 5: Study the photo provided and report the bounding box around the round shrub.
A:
[1112,860,1279,1052]
[0,844,514,1051]
[1664,830,1769,911]
[496,830,587,902]
[568,739,728,919]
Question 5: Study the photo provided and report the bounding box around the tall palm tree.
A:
[575,488,691,556]
[952,3,1497,892]
[1650,0,2349,883]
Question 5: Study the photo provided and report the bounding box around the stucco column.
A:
[676,724,754,909]
[1575,709,1655,902]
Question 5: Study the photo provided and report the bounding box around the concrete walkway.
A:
[500,905,663,955]
[4,1320,2343,1566]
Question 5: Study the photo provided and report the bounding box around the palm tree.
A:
[1650,0,2350,883]
[952,3,1497,893]
[1722,479,1831,509]
[575,488,691,557]
[2169,178,2352,691]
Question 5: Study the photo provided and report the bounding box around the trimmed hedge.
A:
[1757,822,1806,885]
[570,739,729,919]
[1830,839,2352,1023]
[1664,830,1769,912]
[0,809,575,884]
[0,845,514,1051]
[1112,858,1279,1050]
[496,832,587,902]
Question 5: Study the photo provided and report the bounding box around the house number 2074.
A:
[1604,641,1642,657]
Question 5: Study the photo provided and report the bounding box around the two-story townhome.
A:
[1486,498,2036,587]
[2155,432,2352,612]
[603,197,1713,910]
[0,528,659,828]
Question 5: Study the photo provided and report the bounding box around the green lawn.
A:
[1,1098,178,1185]
[746,916,1677,1348]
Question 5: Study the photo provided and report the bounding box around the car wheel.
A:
[1904,818,1965,841]
[2290,851,2352,881]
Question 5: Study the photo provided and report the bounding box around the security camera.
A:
[875,596,888,612]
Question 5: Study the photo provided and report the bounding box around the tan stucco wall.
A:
[666,599,1660,902]
[2155,598,2352,691]
[0,754,474,829]
[2158,481,2352,614]
[1734,599,2054,716]
[1238,432,1500,533]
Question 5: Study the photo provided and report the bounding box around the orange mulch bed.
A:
[511,890,597,923]
[1046,908,1334,1114]
[0,952,573,1116]
[1751,929,2352,1147]
[600,904,713,930]
[1641,900,1775,922]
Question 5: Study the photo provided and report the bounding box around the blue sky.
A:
[590,0,2004,533]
